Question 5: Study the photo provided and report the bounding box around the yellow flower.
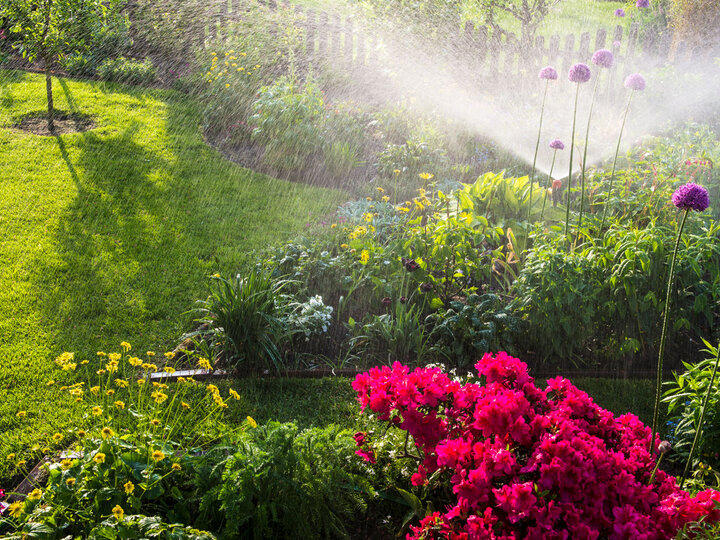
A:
[114,401,125,410]
[97,351,106,357]
[146,351,156,357]
[225,83,230,88]
[172,463,182,471]
[382,196,390,202]
[55,352,74,365]
[151,391,168,404]
[128,356,142,367]
[229,389,240,400]
[137,378,146,386]
[101,427,115,439]
[16,411,26,418]
[331,223,337,228]
[61,459,73,470]
[6,453,15,461]
[90,386,100,395]
[81,360,89,365]
[142,363,157,372]
[197,358,212,370]
[77,429,86,437]
[151,449,166,462]
[120,341,131,352]
[96,369,106,375]
[66,477,76,487]
[52,433,63,442]
[106,360,119,373]
[115,379,129,388]
[340,243,349,249]
[363,212,373,222]
[207,384,219,395]
[246,416,258,428]
[63,362,77,371]
[42,447,51,454]
[124,480,134,495]
[28,488,42,500]
[181,402,191,409]
[393,169,401,175]
[112,504,124,520]
[360,250,370,264]
[419,172,434,180]
[106,389,115,396]
[93,453,106,464]
[108,353,122,362]
[151,418,161,426]
[92,406,103,416]
[8,501,22,518]
[163,366,176,374]
[177,377,186,383]
[46,380,55,386]
[376,187,385,193]
[164,352,176,360]
[213,394,228,408]
[15,460,26,468]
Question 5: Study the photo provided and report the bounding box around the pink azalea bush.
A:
[352,352,720,539]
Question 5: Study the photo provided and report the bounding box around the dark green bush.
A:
[97,56,156,85]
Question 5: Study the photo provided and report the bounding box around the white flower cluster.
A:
[290,295,333,341]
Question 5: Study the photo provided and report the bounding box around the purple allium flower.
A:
[615,8,626,17]
[568,63,591,83]
[624,73,646,91]
[613,40,621,49]
[637,0,650,7]
[672,182,709,211]
[539,66,558,80]
[592,49,614,69]
[549,138,565,150]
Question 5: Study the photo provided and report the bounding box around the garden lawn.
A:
[0,69,346,483]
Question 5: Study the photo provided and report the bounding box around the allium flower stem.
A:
[576,74,601,240]
[529,80,550,221]
[680,342,720,489]
[565,83,581,244]
[600,90,634,231]
[650,209,689,453]
[540,150,558,220]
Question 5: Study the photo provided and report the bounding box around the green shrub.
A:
[196,422,374,540]
[663,341,720,483]
[97,56,156,85]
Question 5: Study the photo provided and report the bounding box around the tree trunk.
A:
[45,54,54,132]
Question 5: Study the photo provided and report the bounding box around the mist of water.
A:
[305,2,720,180]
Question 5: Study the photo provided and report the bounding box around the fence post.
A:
[595,28,606,51]
[579,31,590,60]
[548,34,560,68]
[562,34,575,76]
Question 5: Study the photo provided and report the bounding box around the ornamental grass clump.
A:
[528,66,559,221]
[353,352,720,539]
[565,63,591,243]
[601,72,646,230]
[650,183,710,453]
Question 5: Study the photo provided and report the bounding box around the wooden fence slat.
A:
[579,31,590,60]
[595,28,606,51]
[562,34,575,76]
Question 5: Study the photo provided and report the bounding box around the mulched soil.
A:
[14,112,96,136]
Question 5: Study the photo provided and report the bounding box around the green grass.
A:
[0,69,346,482]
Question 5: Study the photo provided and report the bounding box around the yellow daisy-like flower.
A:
[52,433,63,442]
[181,401,191,409]
[229,389,240,400]
[106,389,115,396]
[197,358,212,370]
[89,386,100,395]
[142,363,158,372]
[106,360,119,373]
[360,250,370,264]
[363,212,373,222]
[115,379,129,388]
[177,377,186,383]
[151,418,161,426]
[28,488,42,500]
[164,352,176,360]
[93,453,106,464]
[146,351,156,357]
[6,453,15,461]
[114,401,125,410]
[15,460,26,468]
[151,449,165,462]
[92,406,103,416]
[16,411,26,418]
[124,480,134,495]
[96,369,106,375]
[340,243,349,249]
[418,172,434,180]
[246,416,258,428]
[46,380,55,386]
[112,504,124,520]
[108,353,122,362]
[172,463,182,471]
[66,477,76,487]
[63,362,77,371]
[376,186,385,193]
[137,378,146,386]
[60,459,73,470]
[213,394,228,409]
[163,366,176,374]
[101,427,115,439]
[382,196,390,202]
[77,429,86,437]
[97,351,106,357]
[55,352,74,365]
[151,391,168,404]
[8,501,22,518]
[128,356,142,367]
[42,447,51,454]
[120,341,131,352]
[207,384,219,395]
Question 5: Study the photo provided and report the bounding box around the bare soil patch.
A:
[14,112,96,136]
